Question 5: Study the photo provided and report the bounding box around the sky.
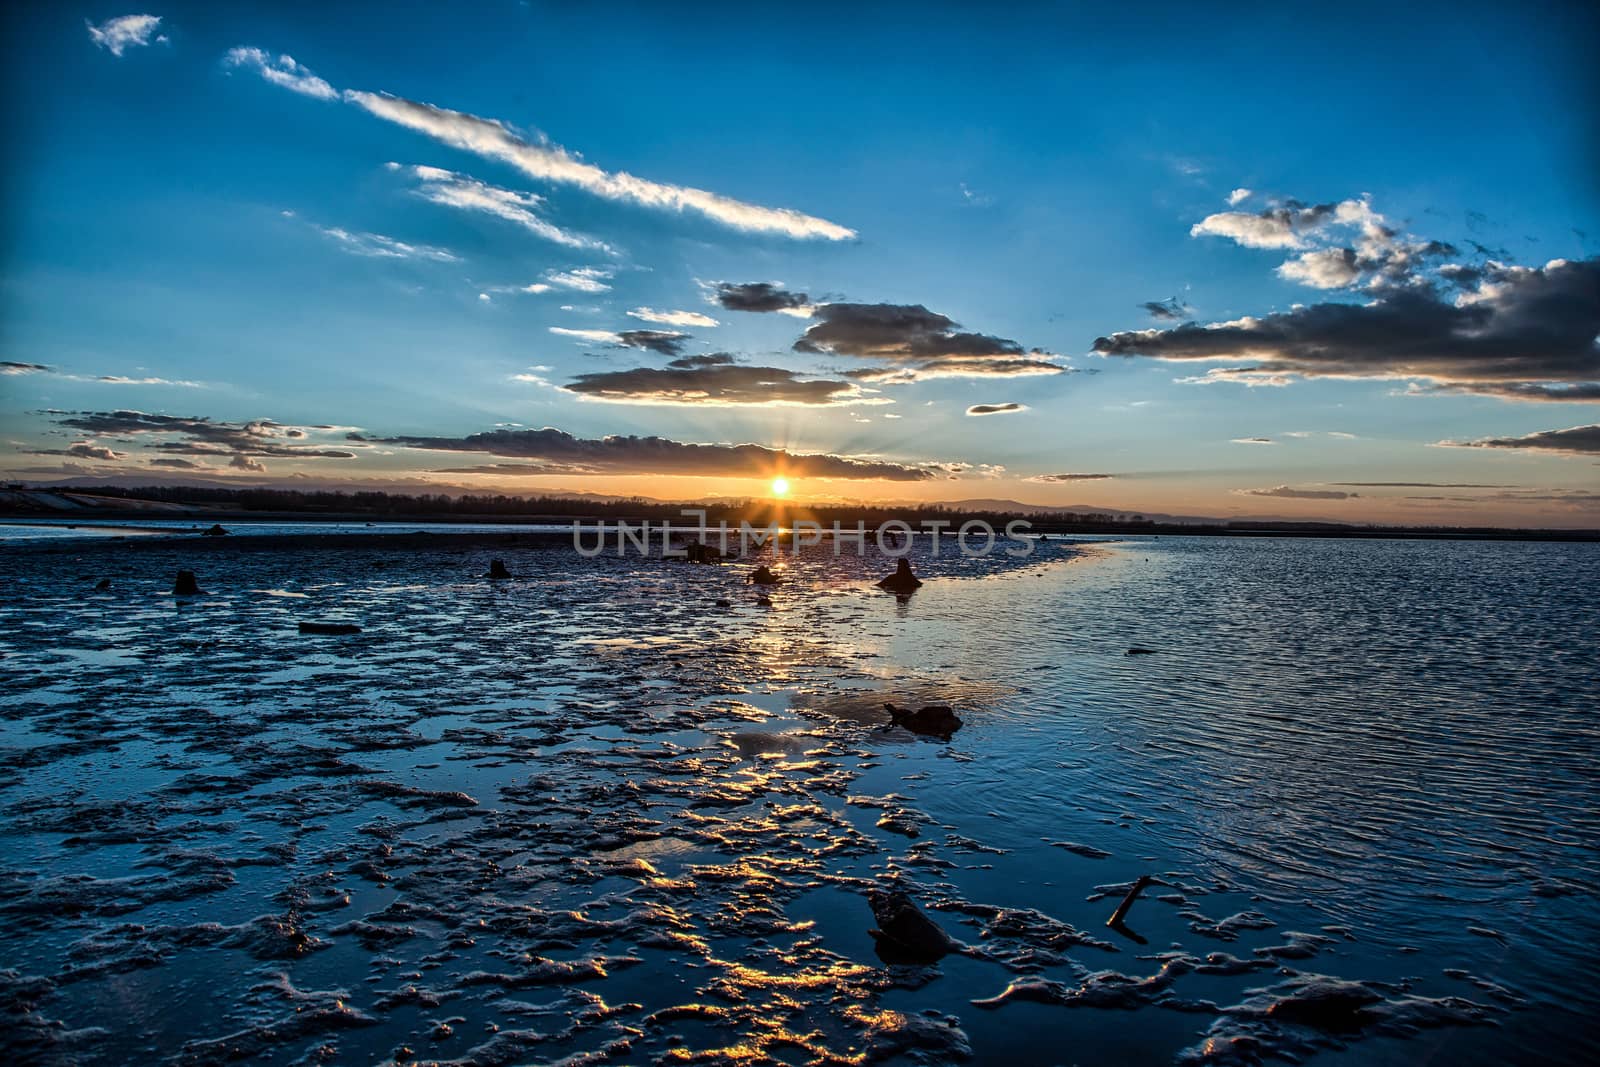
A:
[2,1,1598,526]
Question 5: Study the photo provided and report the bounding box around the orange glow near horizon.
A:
[770,477,790,497]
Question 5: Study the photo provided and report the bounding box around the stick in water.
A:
[1107,874,1154,928]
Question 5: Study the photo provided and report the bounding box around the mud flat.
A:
[1,535,1595,1064]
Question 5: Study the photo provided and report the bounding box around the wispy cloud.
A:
[628,307,718,328]
[545,267,613,293]
[547,327,690,356]
[1230,437,1275,445]
[87,14,164,57]
[312,223,458,262]
[4,362,202,387]
[966,403,1028,416]
[1029,472,1115,482]
[407,165,609,252]
[223,48,336,99]
[1236,485,1357,499]
[226,47,855,240]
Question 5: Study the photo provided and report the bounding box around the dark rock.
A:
[684,542,723,563]
[201,524,229,537]
[172,570,202,596]
[756,596,772,607]
[714,599,732,608]
[299,622,362,635]
[868,889,955,963]
[1266,979,1383,1031]
[749,565,780,585]
[876,558,923,594]
[884,702,962,739]
[486,559,513,580]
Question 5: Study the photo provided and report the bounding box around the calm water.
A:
[0,535,1595,1065]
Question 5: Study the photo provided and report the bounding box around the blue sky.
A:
[3,1,1597,523]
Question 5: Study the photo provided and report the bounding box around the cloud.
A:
[549,327,620,344]
[1406,381,1600,403]
[91,376,203,387]
[28,443,126,461]
[347,91,854,239]
[795,302,1066,382]
[1141,297,1193,321]
[3,362,202,387]
[561,361,879,407]
[231,45,854,238]
[312,224,459,262]
[47,410,360,461]
[87,14,163,57]
[1330,482,1515,488]
[1227,188,1252,206]
[545,267,613,293]
[666,353,736,369]
[407,166,607,252]
[966,403,1028,416]
[628,307,718,328]
[1276,248,1362,289]
[1231,437,1275,445]
[707,281,814,317]
[1096,257,1600,400]
[547,327,688,355]
[373,426,941,480]
[1028,473,1115,482]
[1437,423,1600,456]
[224,48,336,100]
[1236,486,1358,499]
[1190,201,1343,249]
[616,330,690,356]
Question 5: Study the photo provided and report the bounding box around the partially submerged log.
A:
[298,621,362,635]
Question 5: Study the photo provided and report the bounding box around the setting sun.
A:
[771,477,790,497]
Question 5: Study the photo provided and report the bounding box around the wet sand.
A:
[1,533,1594,1065]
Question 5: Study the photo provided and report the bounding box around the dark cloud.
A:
[1096,258,1600,398]
[1411,382,1600,403]
[1141,297,1193,321]
[711,281,811,314]
[151,458,208,469]
[845,358,1068,382]
[375,427,945,481]
[3,361,52,375]
[1238,486,1358,500]
[48,410,360,459]
[1330,482,1515,488]
[794,302,1065,381]
[1029,473,1115,482]
[614,330,690,357]
[966,403,1027,416]
[666,353,737,370]
[1439,423,1600,456]
[563,362,872,407]
[26,442,127,461]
